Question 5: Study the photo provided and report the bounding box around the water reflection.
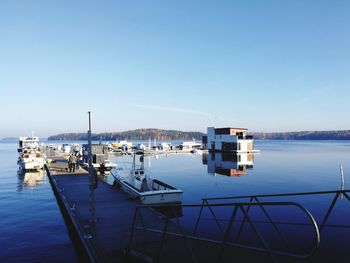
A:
[17,170,45,191]
[203,152,254,176]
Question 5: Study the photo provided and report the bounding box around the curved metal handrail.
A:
[128,201,321,261]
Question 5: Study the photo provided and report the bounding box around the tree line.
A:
[47,128,205,141]
[47,129,350,141]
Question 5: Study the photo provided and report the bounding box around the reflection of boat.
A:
[17,136,45,171]
[17,170,45,191]
[23,170,45,186]
[203,152,254,176]
[111,154,182,204]
[191,148,203,154]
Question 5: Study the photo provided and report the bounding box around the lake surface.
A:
[1,140,350,262]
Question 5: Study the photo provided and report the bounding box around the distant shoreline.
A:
[3,129,350,141]
[47,129,350,141]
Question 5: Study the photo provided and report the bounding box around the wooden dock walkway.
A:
[45,159,153,263]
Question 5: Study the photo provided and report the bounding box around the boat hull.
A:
[139,191,182,205]
[116,180,183,204]
[18,157,45,171]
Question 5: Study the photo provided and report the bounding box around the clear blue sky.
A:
[1,0,349,137]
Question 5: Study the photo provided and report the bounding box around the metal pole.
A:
[88,111,95,225]
[340,164,344,199]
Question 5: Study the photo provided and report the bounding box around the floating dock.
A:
[45,159,146,262]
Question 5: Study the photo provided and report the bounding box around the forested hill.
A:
[250,130,350,140]
[47,129,350,141]
[47,129,205,141]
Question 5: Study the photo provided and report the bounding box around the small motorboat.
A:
[111,153,182,204]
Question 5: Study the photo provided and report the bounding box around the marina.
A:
[2,2,348,262]
[3,140,350,262]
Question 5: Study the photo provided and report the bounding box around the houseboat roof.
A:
[213,127,248,135]
[215,127,247,131]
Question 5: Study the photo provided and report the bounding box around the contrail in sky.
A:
[131,104,234,124]
[131,104,215,118]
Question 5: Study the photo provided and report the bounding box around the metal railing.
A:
[202,189,350,233]
[126,200,320,263]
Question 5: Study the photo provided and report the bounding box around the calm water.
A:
[0,142,78,263]
[1,140,350,262]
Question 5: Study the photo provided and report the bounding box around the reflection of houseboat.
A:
[204,152,254,176]
[190,148,203,154]
[17,136,45,171]
[206,127,258,153]
[111,154,182,204]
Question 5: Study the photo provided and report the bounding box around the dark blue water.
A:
[1,140,350,262]
[0,142,78,263]
[110,140,350,202]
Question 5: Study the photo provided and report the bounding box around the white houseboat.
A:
[206,127,258,153]
[17,136,46,171]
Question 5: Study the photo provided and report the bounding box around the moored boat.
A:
[17,136,45,171]
[111,154,182,204]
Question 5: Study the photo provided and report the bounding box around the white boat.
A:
[111,154,182,204]
[92,159,117,175]
[179,140,202,150]
[17,136,46,171]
